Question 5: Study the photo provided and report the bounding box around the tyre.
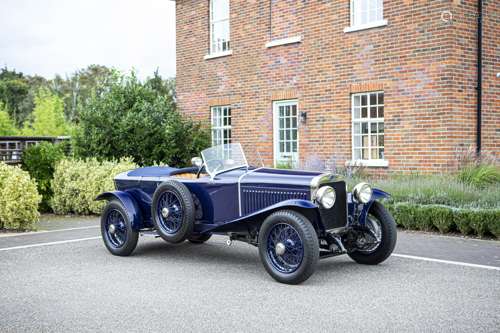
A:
[152,180,195,243]
[188,233,212,244]
[101,200,139,256]
[348,201,397,265]
[258,210,319,284]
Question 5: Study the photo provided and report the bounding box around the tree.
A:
[0,103,18,136]
[73,72,209,166]
[0,67,30,125]
[22,88,70,136]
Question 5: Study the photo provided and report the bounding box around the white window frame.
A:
[211,106,232,146]
[344,0,388,33]
[209,0,231,56]
[273,100,299,168]
[350,91,388,167]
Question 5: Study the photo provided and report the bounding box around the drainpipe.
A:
[476,0,483,156]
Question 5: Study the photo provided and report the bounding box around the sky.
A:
[0,0,176,79]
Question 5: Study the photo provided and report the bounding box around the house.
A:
[175,0,499,172]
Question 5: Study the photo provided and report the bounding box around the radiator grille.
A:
[242,187,308,215]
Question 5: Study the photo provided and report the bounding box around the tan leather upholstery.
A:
[170,173,207,179]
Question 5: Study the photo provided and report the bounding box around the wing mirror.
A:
[191,157,203,168]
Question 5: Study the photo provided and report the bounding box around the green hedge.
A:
[22,142,66,212]
[51,158,137,215]
[386,202,500,238]
[0,162,41,230]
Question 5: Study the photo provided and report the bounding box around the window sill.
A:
[204,50,233,60]
[265,36,302,48]
[345,159,389,168]
[343,20,388,33]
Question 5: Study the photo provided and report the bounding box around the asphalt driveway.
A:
[1,216,499,332]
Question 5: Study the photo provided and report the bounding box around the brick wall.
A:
[176,0,499,173]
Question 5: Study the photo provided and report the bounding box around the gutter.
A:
[476,0,483,155]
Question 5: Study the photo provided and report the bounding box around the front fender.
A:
[207,199,321,233]
[96,191,143,231]
[358,188,391,225]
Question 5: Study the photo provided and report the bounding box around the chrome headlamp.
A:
[353,182,373,203]
[316,186,336,209]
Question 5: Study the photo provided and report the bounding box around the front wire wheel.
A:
[258,210,319,284]
[348,201,397,265]
[101,200,139,256]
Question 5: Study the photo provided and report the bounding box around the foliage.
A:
[22,88,71,136]
[457,163,500,189]
[355,175,500,209]
[386,203,499,239]
[73,73,209,166]
[0,162,41,230]
[0,103,18,135]
[51,158,137,215]
[0,67,30,125]
[22,142,66,212]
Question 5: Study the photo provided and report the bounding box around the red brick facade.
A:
[175,0,499,172]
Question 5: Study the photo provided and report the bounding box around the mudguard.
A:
[95,191,143,231]
[207,199,322,233]
[358,188,391,225]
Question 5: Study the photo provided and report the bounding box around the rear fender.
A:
[358,188,391,225]
[208,199,322,233]
[96,191,143,231]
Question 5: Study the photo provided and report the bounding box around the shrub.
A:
[73,73,210,167]
[453,210,473,235]
[457,163,500,189]
[485,210,500,238]
[0,162,41,230]
[468,210,490,238]
[429,205,454,233]
[22,142,66,212]
[51,158,137,215]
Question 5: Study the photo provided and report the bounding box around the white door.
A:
[273,100,299,168]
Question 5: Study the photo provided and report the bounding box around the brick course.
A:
[176,0,499,173]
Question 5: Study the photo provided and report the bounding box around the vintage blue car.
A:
[97,143,397,284]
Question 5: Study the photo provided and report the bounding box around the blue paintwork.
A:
[97,164,390,236]
[96,191,143,231]
[357,188,391,225]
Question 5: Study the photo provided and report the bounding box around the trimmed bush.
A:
[22,142,66,212]
[468,210,489,238]
[0,162,41,230]
[485,210,500,238]
[392,203,418,230]
[454,210,473,235]
[428,205,454,233]
[51,158,137,215]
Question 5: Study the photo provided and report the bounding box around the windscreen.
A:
[201,143,248,176]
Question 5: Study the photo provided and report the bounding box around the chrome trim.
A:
[237,167,264,217]
[310,173,342,202]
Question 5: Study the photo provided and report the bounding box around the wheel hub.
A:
[275,242,286,256]
[108,224,116,234]
[161,207,170,218]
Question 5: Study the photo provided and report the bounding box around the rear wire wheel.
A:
[101,200,139,256]
[152,180,195,243]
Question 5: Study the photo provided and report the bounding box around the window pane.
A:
[353,123,360,134]
[362,123,368,134]
[378,92,384,104]
[354,149,362,160]
[285,118,290,128]
[292,141,297,153]
[212,0,229,21]
[371,148,378,159]
[371,136,378,146]
[361,107,367,118]
[370,123,377,133]
[280,142,284,152]
[279,130,284,140]
[286,131,290,140]
[212,21,230,52]
[378,122,384,133]
[353,136,361,147]
[378,106,384,118]
[291,105,297,116]
[354,107,361,119]
[379,135,384,146]
[362,135,369,147]
[354,96,361,107]
[279,118,284,128]
[285,106,290,117]
[279,106,284,117]
[291,117,297,128]
[361,94,367,106]
[285,142,290,152]
[379,148,385,159]
[362,148,369,160]
[370,93,377,105]
[370,107,377,118]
